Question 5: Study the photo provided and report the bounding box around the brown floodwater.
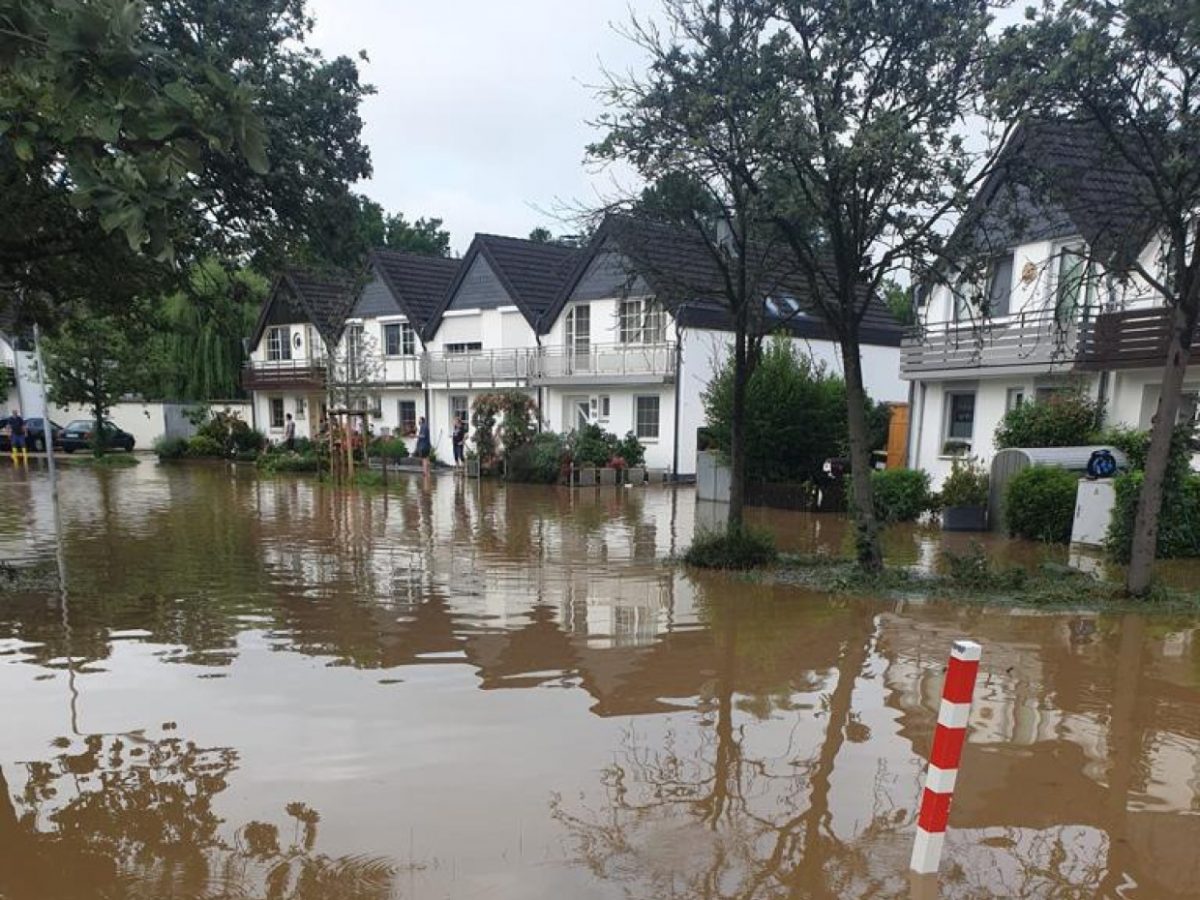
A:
[2,461,1199,899]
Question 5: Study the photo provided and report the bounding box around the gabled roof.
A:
[249,268,358,351]
[425,234,580,340]
[944,118,1161,267]
[544,214,904,347]
[361,249,461,336]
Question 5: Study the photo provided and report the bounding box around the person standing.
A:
[451,415,468,470]
[6,409,26,464]
[284,413,296,452]
[415,415,432,477]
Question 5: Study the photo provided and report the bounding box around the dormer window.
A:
[266,326,292,362]
[384,322,416,357]
[985,254,1014,318]
[1053,242,1095,323]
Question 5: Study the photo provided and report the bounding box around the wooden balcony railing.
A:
[241,358,327,391]
[1076,307,1190,371]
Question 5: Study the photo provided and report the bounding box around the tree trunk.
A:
[841,334,882,571]
[1126,307,1193,595]
[727,325,750,531]
[91,399,106,457]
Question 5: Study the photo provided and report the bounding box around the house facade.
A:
[903,120,1188,489]
[243,217,907,475]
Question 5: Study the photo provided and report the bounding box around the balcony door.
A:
[565,304,590,373]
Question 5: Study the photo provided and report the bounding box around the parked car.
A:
[0,417,64,453]
[59,419,136,453]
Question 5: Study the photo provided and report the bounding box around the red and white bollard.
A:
[910,639,982,876]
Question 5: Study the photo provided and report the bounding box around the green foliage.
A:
[994,392,1101,449]
[683,524,778,570]
[565,424,645,469]
[470,391,540,473]
[506,432,567,484]
[1106,425,1200,561]
[1097,425,1151,470]
[194,409,263,454]
[257,452,321,474]
[939,456,989,507]
[186,435,224,458]
[615,432,646,468]
[147,261,267,401]
[353,198,452,257]
[44,305,160,453]
[942,544,1028,592]
[1004,466,1079,542]
[870,469,932,523]
[703,337,859,484]
[153,436,189,460]
[369,437,409,461]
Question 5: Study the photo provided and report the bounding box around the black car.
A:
[0,417,64,453]
[59,419,136,453]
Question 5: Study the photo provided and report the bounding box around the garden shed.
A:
[989,446,1129,531]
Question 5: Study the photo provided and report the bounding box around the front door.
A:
[564,395,590,431]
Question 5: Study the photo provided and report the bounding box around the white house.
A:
[243,269,356,441]
[419,233,579,454]
[242,217,906,474]
[337,249,460,446]
[536,215,906,473]
[903,119,1190,488]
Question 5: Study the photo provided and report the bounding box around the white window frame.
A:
[599,395,611,421]
[384,322,416,357]
[266,326,291,362]
[635,395,661,441]
[450,394,469,426]
[445,342,483,355]
[269,397,286,430]
[619,298,666,344]
[942,391,976,455]
[397,400,417,436]
[1005,387,1026,412]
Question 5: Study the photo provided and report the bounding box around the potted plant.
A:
[465,449,480,477]
[939,456,990,532]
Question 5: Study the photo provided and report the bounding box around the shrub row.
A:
[683,524,778,569]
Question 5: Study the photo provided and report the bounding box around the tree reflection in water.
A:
[0,732,397,900]
[552,601,910,899]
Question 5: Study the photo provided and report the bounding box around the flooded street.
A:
[2,463,1200,899]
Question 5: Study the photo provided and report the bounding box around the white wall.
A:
[46,400,251,449]
[542,385,677,471]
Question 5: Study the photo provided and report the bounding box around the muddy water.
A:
[1,463,1199,899]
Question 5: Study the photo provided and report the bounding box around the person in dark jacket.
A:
[6,410,26,463]
[451,416,468,469]
[415,416,432,477]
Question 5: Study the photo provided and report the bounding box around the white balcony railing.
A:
[534,342,676,382]
[423,348,537,384]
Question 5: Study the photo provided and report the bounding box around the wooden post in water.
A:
[910,639,981,876]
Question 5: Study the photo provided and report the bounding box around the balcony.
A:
[1077,307,1191,371]
[532,342,676,385]
[242,358,327,391]
[901,310,1081,379]
[422,348,537,385]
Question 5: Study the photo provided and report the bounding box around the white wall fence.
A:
[46,400,252,449]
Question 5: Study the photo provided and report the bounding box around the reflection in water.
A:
[2,463,1200,898]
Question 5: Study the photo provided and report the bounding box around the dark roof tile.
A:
[366,249,461,335]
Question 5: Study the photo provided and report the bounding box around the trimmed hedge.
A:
[870,468,931,523]
[1105,424,1200,561]
[1004,465,1078,542]
[506,432,567,484]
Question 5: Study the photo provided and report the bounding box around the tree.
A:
[703,336,853,485]
[355,197,453,257]
[148,261,268,401]
[0,0,372,312]
[991,0,1200,595]
[592,0,798,531]
[527,226,587,247]
[44,307,160,454]
[753,0,1006,570]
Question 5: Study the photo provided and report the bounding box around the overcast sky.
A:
[307,0,660,254]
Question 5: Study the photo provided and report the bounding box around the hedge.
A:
[870,468,931,523]
[1004,465,1078,542]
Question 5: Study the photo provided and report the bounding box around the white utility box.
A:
[1072,478,1116,547]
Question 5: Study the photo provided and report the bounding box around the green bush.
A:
[1004,466,1078,542]
[1105,423,1200,561]
[870,468,931,523]
[186,434,224,458]
[153,436,189,459]
[369,437,409,461]
[994,392,1101,449]
[703,335,881,484]
[1108,471,1200,561]
[506,432,567,483]
[194,409,263,453]
[257,452,321,474]
[614,431,646,468]
[683,524,778,569]
[939,456,989,507]
[569,423,618,468]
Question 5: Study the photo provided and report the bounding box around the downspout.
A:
[904,379,916,468]
[671,305,685,480]
[913,382,927,471]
